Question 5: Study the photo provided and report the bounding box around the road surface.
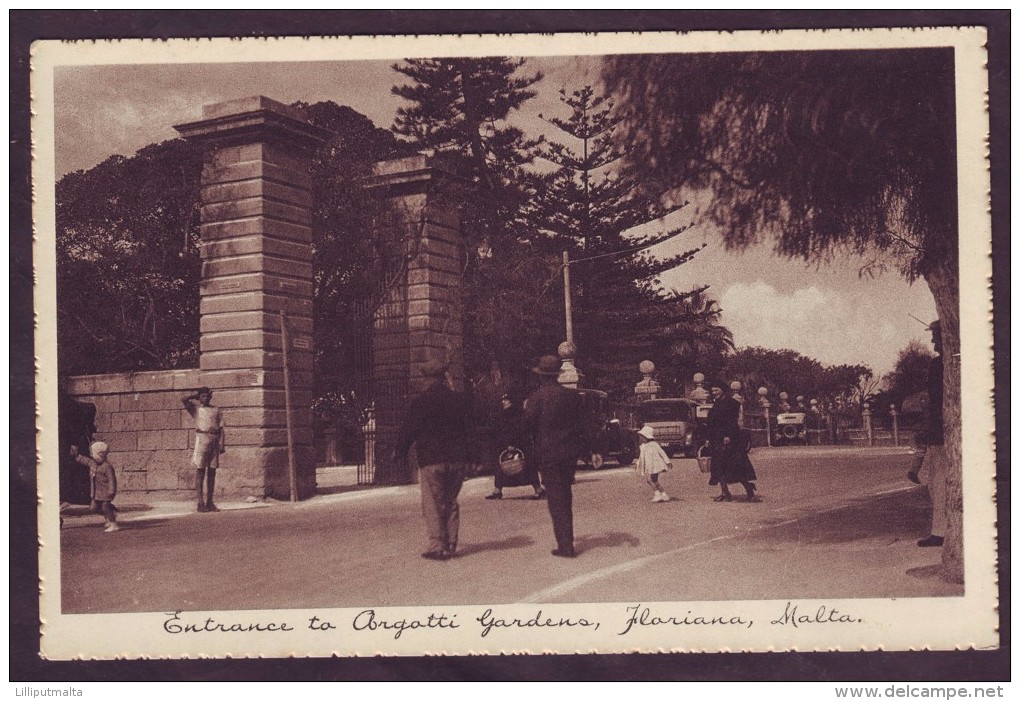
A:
[59,446,961,613]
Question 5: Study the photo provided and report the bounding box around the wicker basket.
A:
[696,446,712,474]
[498,448,526,476]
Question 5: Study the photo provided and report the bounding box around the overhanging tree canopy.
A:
[603,47,963,581]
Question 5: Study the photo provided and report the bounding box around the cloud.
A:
[719,282,906,375]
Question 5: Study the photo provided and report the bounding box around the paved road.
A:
[60,446,960,614]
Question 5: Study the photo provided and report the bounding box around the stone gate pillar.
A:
[175,96,329,500]
[363,155,465,484]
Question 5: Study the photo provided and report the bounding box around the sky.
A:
[53,56,937,379]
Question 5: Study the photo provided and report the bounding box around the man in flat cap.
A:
[396,360,471,560]
[524,354,585,558]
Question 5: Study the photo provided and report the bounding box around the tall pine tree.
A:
[533,86,731,391]
[391,57,558,382]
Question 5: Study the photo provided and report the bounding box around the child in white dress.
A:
[635,425,672,502]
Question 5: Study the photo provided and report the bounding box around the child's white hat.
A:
[90,441,109,459]
[637,425,655,440]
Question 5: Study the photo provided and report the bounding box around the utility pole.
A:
[558,250,581,388]
[563,250,574,345]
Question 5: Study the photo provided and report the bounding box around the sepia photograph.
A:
[27,23,998,663]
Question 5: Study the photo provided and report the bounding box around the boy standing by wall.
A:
[183,387,225,513]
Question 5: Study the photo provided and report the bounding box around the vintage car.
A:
[637,398,704,458]
[774,411,808,445]
[572,389,637,468]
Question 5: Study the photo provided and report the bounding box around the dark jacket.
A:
[496,403,524,450]
[523,381,584,471]
[396,381,471,466]
[706,394,742,446]
[75,454,117,501]
[926,354,944,445]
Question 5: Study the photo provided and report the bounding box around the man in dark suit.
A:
[396,361,471,561]
[524,354,585,558]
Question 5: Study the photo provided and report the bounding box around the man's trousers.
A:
[419,462,464,554]
[920,445,949,537]
[540,463,576,551]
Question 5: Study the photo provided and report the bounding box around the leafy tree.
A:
[55,102,412,445]
[604,48,964,581]
[56,139,204,374]
[871,340,936,426]
[297,101,417,434]
[391,57,552,378]
[654,289,733,395]
[531,86,726,392]
[884,340,936,404]
[722,347,872,408]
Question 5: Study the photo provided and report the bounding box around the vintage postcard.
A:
[32,27,997,660]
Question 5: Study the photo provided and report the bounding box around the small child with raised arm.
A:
[69,441,119,532]
[635,425,673,502]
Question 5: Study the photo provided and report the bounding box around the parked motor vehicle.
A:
[636,398,703,458]
[774,411,808,445]
[570,389,638,468]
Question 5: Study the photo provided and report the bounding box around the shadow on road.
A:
[315,483,380,496]
[119,518,173,531]
[456,535,534,556]
[762,487,930,546]
[576,531,641,554]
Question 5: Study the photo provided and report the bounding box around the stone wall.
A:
[65,370,204,501]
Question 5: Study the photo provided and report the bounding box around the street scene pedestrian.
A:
[635,425,673,502]
[486,393,545,500]
[523,354,586,558]
[909,320,947,548]
[396,361,471,561]
[69,441,119,532]
[705,381,759,503]
[182,387,224,513]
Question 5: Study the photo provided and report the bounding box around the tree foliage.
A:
[722,346,873,408]
[604,48,964,581]
[531,86,731,391]
[298,101,418,428]
[603,49,958,282]
[56,139,204,374]
[391,57,554,380]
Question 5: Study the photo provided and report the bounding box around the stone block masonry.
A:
[65,370,203,502]
[362,154,466,484]
[175,95,330,500]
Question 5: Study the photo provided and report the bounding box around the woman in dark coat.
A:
[705,381,759,502]
[485,394,545,500]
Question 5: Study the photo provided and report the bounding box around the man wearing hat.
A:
[908,320,947,547]
[523,354,585,558]
[182,387,225,513]
[396,360,471,561]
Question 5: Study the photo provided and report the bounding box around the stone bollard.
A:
[758,387,771,447]
[634,360,659,400]
[891,404,900,446]
[863,402,874,447]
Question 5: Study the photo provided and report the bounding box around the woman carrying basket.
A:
[485,394,546,500]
